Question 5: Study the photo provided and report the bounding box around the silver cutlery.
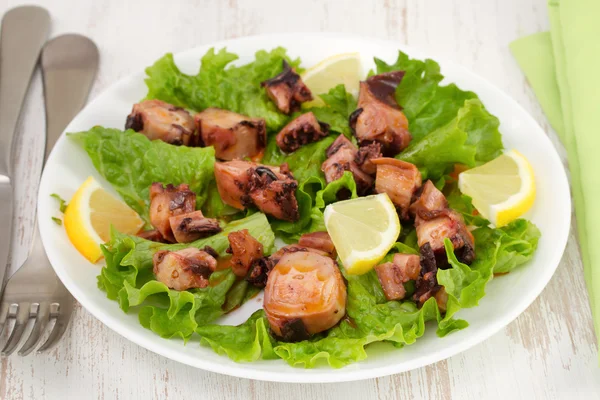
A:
[0,34,99,356]
[0,5,50,297]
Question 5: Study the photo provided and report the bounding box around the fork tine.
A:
[0,302,10,337]
[2,303,32,356]
[37,301,73,353]
[18,303,50,356]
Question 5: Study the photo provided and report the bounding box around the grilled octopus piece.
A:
[169,210,221,243]
[405,181,476,308]
[350,71,411,156]
[276,112,329,153]
[297,231,336,258]
[153,248,217,290]
[372,157,422,219]
[410,181,475,266]
[408,180,448,216]
[375,253,421,301]
[413,242,440,306]
[261,60,313,114]
[246,257,275,288]
[194,107,266,161]
[125,99,196,146]
[246,244,333,288]
[137,229,169,243]
[321,135,376,195]
[248,167,299,222]
[149,183,196,242]
[214,160,299,221]
[270,244,332,264]
[212,160,253,210]
[226,229,264,277]
[415,209,475,265]
[355,142,383,175]
[264,250,346,341]
[412,244,452,311]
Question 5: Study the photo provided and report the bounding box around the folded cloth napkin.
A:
[510,0,600,357]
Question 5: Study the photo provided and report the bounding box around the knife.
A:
[42,34,99,161]
[0,6,50,291]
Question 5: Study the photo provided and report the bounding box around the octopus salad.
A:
[71,47,540,368]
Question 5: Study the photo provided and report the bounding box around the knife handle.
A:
[41,34,99,164]
[0,6,50,177]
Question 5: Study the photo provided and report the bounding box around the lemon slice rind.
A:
[458,150,536,227]
[64,176,144,263]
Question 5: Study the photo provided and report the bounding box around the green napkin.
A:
[510,0,600,357]
[510,32,565,137]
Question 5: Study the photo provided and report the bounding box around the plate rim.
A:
[37,32,571,383]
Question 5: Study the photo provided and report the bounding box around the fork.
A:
[0,34,99,356]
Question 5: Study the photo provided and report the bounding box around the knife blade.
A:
[0,6,50,291]
[41,34,99,162]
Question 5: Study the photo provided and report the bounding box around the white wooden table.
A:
[1,0,598,398]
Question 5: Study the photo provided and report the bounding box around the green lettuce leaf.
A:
[202,180,241,219]
[314,171,358,209]
[318,84,358,117]
[472,219,541,274]
[308,84,357,137]
[263,136,335,184]
[306,171,358,233]
[376,51,503,177]
[145,48,300,131]
[268,176,323,242]
[98,213,275,339]
[374,51,477,141]
[438,219,541,312]
[196,310,278,362]
[69,127,215,225]
[271,171,359,242]
[397,99,502,180]
[374,54,444,125]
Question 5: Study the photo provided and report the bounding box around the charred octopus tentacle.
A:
[372,157,422,219]
[153,248,217,290]
[351,71,412,156]
[406,180,476,308]
[321,134,380,195]
[375,253,421,301]
[226,229,264,277]
[214,160,300,221]
[254,166,279,181]
[125,99,196,146]
[148,183,196,242]
[411,181,475,267]
[194,107,266,160]
[261,60,313,114]
[169,210,222,243]
[275,112,330,153]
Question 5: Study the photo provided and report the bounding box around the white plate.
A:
[37,33,571,383]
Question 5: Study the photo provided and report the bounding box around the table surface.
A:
[0,0,598,399]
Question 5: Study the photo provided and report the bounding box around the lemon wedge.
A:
[301,52,362,107]
[324,193,400,275]
[458,150,536,227]
[64,176,144,262]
